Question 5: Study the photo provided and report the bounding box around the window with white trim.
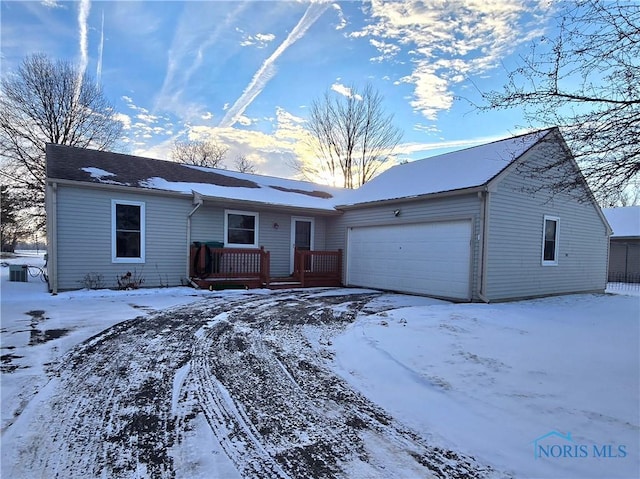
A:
[112,200,145,263]
[225,210,259,248]
[542,215,559,266]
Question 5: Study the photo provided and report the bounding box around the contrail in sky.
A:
[156,2,248,114]
[219,2,330,128]
[76,0,91,100]
[96,10,104,86]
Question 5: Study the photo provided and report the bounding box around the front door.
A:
[291,217,314,273]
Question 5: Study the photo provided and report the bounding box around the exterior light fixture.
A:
[273,222,280,229]
[393,209,401,217]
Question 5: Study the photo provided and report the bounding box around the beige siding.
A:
[485,144,609,301]
[55,185,192,290]
[329,194,482,299]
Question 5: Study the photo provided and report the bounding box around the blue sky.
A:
[1,0,554,182]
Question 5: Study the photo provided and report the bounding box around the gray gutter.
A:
[46,182,58,294]
[186,192,204,279]
[192,192,343,216]
[335,185,486,210]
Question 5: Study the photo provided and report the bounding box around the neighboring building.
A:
[603,206,640,282]
[46,127,611,301]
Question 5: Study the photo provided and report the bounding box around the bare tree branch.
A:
[170,139,228,169]
[478,0,640,197]
[0,53,123,231]
[302,83,403,189]
[233,154,256,174]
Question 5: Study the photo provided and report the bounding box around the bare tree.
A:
[597,182,640,208]
[0,53,123,228]
[171,139,228,168]
[479,0,639,197]
[233,154,256,174]
[303,84,403,189]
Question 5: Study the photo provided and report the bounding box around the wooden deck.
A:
[189,246,342,290]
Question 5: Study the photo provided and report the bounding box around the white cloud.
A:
[96,10,104,85]
[76,0,90,98]
[332,3,347,30]
[238,29,275,48]
[137,113,160,123]
[330,82,363,100]
[237,115,253,126]
[113,112,132,130]
[41,0,64,8]
[219,2,330,128]
[330,82,353,98]
[201,112,213,120]
[155,2,248,121]
[352,0,550,119]
[369,38,400,62]
[255,33,276,42]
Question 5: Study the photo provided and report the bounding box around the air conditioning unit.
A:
[9,265,28,282]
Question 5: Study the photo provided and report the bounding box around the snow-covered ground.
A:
[330,292,639,478]
[1,252,638,478]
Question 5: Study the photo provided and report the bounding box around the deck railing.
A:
[293,248,342,287]
[190,245,341,289]
[190,246,270,287]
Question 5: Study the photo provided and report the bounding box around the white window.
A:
[541,215,559,266]
[224,210,259,248]
[112,200,145,263]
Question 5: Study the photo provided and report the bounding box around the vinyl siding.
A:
[55,185,192,290]
[329,194,482,299]
[55,187,333,289]
[484,144,609,301]
[608,239,640,280]
[190,203,329,277]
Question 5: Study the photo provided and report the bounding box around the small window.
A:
[225,210,258,248]
[542,215,559,266]
[112,200,145,263]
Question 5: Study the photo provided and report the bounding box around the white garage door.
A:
[347,220,472,299]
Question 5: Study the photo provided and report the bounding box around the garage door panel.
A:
[347,221,472,299]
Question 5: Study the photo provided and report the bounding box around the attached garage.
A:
[346,220,473,300]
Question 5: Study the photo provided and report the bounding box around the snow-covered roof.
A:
[46,144,345,212]
[338,129,554,207]
[46,129,556,212]
[603,207,640,238]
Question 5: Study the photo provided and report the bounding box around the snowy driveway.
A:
[1,290,494,479]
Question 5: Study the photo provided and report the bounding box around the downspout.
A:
[478,189,490,303]
[186,192,204,280]
[48,182,59,295]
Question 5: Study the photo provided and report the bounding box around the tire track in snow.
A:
[3,297,249,478]
[189,292,498,479]
[4,291,500,479]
